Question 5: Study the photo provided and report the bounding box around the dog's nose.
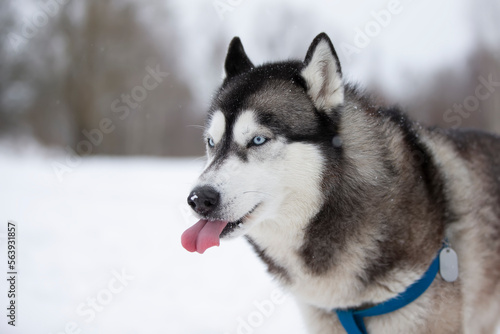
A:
[187,186,220,216]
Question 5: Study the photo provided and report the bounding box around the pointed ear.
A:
[301,33,344,111]
[224,37,254,79]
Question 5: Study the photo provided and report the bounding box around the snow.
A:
[0,143,499,333]
[0,145,306,334]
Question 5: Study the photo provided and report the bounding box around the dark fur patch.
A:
[245,236,292,283]
[381,108,448,212]
[299,98,451,283]
[224,37,254,80]
[207,61,340,162]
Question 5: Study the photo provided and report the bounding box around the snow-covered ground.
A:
[0,145,306,334]
[1,142,499,334]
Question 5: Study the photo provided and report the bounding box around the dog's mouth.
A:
[219,204,260,238]
[181,204,260,254]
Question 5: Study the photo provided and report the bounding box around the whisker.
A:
[186,125,206,131]
[243,190,274,198]
[182,155,206,164]
[191,156,206,162]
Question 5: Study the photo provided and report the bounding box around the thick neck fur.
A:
[246,86,447,310]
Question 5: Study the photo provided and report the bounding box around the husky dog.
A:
[181,33,500,333]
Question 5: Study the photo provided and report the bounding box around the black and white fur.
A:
[188,33,500,333]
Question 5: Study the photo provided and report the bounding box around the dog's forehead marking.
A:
[233,110,259,146]
[207,110,225,143]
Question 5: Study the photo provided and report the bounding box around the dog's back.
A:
[425,128,500,333]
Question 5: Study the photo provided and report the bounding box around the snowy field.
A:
[0,145,306,334]
[1,143,499,334]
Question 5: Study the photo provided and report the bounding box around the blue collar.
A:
[334,248,442,334]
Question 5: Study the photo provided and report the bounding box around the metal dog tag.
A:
[439,247,459,282]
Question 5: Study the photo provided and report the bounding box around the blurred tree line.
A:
[0,0,204,156]
[0,0,499,157]
[405,46,500,132]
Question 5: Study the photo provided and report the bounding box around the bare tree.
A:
[1,0,203,156]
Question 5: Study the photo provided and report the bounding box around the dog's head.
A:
[181,33,344,253]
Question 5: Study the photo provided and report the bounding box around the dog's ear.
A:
[224,37,254,79]
[301,33,344,111]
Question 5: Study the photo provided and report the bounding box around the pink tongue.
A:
[181,219,229,254]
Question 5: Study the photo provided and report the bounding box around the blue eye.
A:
[252,136,267,146]
[207,138,215,147]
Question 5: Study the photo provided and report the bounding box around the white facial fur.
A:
[207,110,225,144]
[203,110,225,168]
[232,110,273,147]
[197,110,325,239]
